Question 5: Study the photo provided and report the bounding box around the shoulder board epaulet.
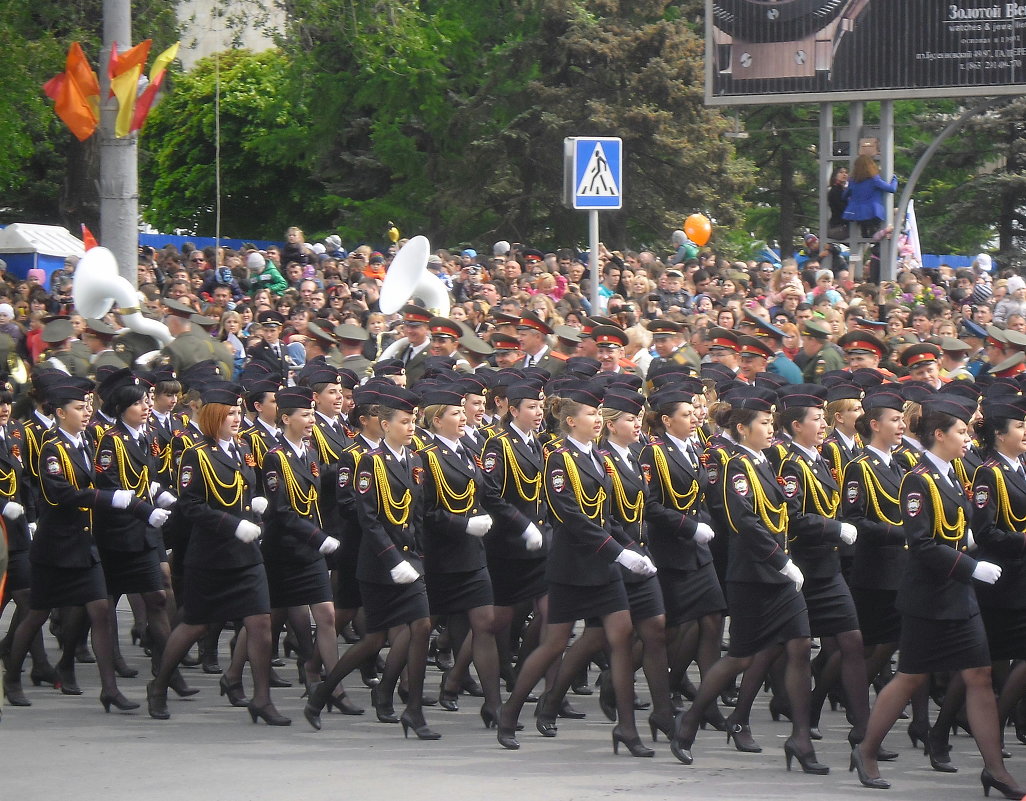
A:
[549,351,569,361]
[911,463,930,475]
[342,441,362,454]
[982,457,1000,468]
[417,441,439,453]
[551,446,569,455]
[647,436,665,447]
[851,451,872,463]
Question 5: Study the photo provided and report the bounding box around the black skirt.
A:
[852,587,901,646]
[4,550,31,594]
[726,581,810,658]
[425,566,493,615]
[30,561,108,609]
[265,556,332,608]
[897,612,991,674]
[488,555,548,607]
[332,552,362,610]
[182,563,270,625]
[801,573,860,637]
[626,574,666,621]
[982,606,1026,661]
[657,563,727,626]
[360,577,430,633]
[99,546,164,596]
[547,578,629,625]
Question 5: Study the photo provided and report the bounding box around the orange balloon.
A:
[684,213,712,247]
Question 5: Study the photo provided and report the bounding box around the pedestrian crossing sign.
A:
[564,137,623,210]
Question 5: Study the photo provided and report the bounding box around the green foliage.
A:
[139,48,312,238]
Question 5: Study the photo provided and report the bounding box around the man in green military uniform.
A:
[335,323,373,378]
[82,318,129,373]
[40,317,92,376]
[801,320,845,381]
[515,311,566,378]
[160,298,233,378]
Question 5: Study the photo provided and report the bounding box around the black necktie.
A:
[946,467,957,487]
[228,444,240,464]
[454,444,466,462]
[890,460,903,480]
[78,443,90,470]
[272,344,281,358]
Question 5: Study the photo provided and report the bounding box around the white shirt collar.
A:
[999,451,1023,472]
[385,442,407,462]
[793,441,820,462]
[903,436,923,452]
[509,422,535,444]
[283,436,306,458]
[60,428,84,448]
[666,433,692,454]
[866,445,891,466]
[527,344,548,361]
[151,409,169,424]
[409,339,430,357]
[607,440,633,463]
[834,429,857,450]
[736,443,765,464]
[257,417,279,437]
[35,410,54,428]
[360,435,380,449]
[124,422,145,441]
[316,411,338,427]
[923,450,954,482]
[435,434,462,453]
[217,437,235,456]
[567,436,593,454]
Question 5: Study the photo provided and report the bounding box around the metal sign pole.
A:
[589,210,600,313]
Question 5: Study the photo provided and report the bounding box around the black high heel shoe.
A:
[248,701,291,726]
[727,721,762,753]
[29,663,59,688]
[100,690,139,713]
[168,669,199,697]
[326,690,364,716]
[56,664,81,695]
[768,696,792,722]
[848,730,899,762]
[146,681,170,720]
[400,711,441,740]
[670,712,696,765]
[303,682,327,730]
[267,668,292,688]
[612,726,655,757]
[372,686,399,724]
[534,692,558,737]
[925,728,957,773]
[907,719,929,751]
[982,768,1026,799]
[481,705,499,729]
[3,667,30,707]
[497,704,521,750]
[849,746,891,789]
[438,670,459,712]
[783,737,829,774]
[647,712,674,742]
[701,708,728,732]
[219,675,248,707]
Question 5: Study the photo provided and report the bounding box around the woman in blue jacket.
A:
[843,155,897,238]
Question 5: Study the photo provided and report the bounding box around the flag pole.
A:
[99,0,139,287]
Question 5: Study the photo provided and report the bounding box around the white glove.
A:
[466,514,493,537]
[149,481,163,498]
[2,501,25,520]
[389,561,420,584]
[522,522,544,551]
[780,560,805,592]
[111,489,134,509]
[319,536,340,555]
[972,561,1002,584]
[234,520,261,543]
[251,496,269,516]
[966,527,977,551]
[147,508,171,528]
[839,523,858,546]
[27,521,36,539]
[156,491,177,509]
[615,550,658,577]
[693,522,715,544]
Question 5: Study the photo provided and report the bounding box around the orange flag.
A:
[108,39,151,138]
[131,41,180,133]
[42,43,100,141]
[80,224,98,250]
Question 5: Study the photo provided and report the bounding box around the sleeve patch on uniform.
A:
[782,475,799,498]
[357,471,372,494]
[551,469,566,492]
[707,462,719,485]
[846,480,860,504]
[731,472,750,497]
[265,471,279,492]
[905,492,922,517]
[45,455,61,475]
[180,465,193,489]
[974,486,989,509]
[483,453,497,473]
[338,467,351,488]
[97,449,113,471]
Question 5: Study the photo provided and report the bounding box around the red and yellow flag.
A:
[108,39,151,138]
[42,43,101,141]
[131,41,180,133]
[80,224,98,250]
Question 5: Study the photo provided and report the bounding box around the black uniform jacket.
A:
[93,421,163,553]
[600,438,654,585]
[261,437,329,568]
[543,439,622,587]
[779,443,844,579]
[896,459,979,620]
[352,446,425,585]
[32,428,154,568]
[971,455,1026,610]
[0,422,32,556]
[479,425,552,560]
[418,439,489,574]
[841,449,907,590]
[638,436,713,572]
[719,448,791,585]
[177,438,262,570]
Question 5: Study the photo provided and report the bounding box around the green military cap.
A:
[334,323,369,342]
[190,314,219,328]
[459,333,495,356]
[802,320,832,341]
[553,325,581,343]
[162,298,196,318]
[306,321,337,346]
[42,318,74,343]
[938,336,971,354]
[85,318,118,337]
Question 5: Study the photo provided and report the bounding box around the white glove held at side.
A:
[148,508,171,528]
[251,496,269,516]
[780,559,805,592]
[522,523,544,551]
[234,520,261,543]
[2,502,25,520]
[466,514,493,537]
[111,489,134,509]
[693,522,715,544]
[319,536,340,555]
[966,527,977,551]
[972,561,1002,584]
[839,523,858,546]
[390,561,419,584]
[156,491,177,509]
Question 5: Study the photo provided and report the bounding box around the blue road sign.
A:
[569,137,622,210]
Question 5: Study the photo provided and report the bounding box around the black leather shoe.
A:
[248,701,291,726]
[439,670,459,712]
[146,681,170,720]
[219,675,248,707]
[850,746,890,789]
[268,668,292,688]
[56,664,82,695]
[558,698,586,719]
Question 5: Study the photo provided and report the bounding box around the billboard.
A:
[706,0,1026,105]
